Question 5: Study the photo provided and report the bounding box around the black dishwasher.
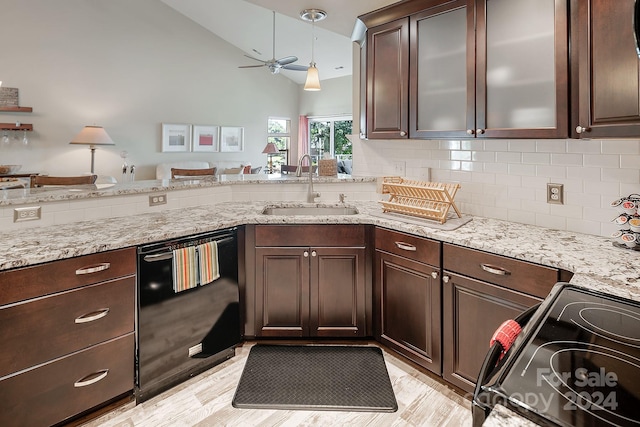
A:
[136,227,241,403]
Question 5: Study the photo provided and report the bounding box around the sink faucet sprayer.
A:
[296,154,320,203]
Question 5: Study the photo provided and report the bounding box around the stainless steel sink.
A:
[261,206,359,216]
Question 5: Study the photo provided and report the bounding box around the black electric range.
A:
[473,282,640,427]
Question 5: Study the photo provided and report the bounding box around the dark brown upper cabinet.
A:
[571,0,640,138]
[358,0,570,139]
[366,18,410,139]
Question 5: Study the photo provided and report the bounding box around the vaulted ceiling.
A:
[161,0,398,84]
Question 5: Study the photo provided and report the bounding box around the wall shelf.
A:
[0,106,33,113]
[0,123,33,131]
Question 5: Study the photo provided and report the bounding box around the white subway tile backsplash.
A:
[510,139,536,152]
[523,153,551,165]
[566,166,602,180]
[483,162,508,174]
[551,153,583,166]
[451,151,472,161]
[536,165,567,179]
[535,213,566,230]
[440,140,461,150]
[508,209,536,225]
[508,163,536,176]
[620,155,640,169]
[601,168,640,183]
[484,140,509,151]
[496,152,522,163]
[472,151,496,162]
[536,140,567,153]
[601,140,640,154]
[584,154,620,168]
[461,140,484,151]
[567,139,601,154]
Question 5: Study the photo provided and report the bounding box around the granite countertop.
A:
[0,174,372,206]
[2,199,639,303]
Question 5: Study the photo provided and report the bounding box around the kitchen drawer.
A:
[255,225,366,247]
[375,227,440,267]
[0,276,135,378]
[443,243,559,298]
[0,247,136,305]
[0,333,134,427]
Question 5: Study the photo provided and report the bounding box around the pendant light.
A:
[301,9,326,91]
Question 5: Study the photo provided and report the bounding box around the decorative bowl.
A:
[0,165,22,175]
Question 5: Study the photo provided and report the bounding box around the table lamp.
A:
[262,142,280,173]
[70,125,115,174]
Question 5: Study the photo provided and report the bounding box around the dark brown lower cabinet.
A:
[442,272,541,393]
[375,251,441,374]
[254,225,369,338]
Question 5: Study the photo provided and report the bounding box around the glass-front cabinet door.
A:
[410,1,473,139]
[409,0,568,139]
[475,0,569,138]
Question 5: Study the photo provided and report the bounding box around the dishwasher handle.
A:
[142,236,234,262]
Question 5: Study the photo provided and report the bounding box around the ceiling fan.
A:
[239,11,308,75]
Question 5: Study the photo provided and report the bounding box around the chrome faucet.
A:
[296,154,320,203]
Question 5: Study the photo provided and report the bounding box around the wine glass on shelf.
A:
[1,131,9,146]
[21,130,28,146]
[120,150,129,181]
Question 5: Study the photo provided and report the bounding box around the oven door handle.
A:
[472,303,541,400]
[142,236,235,262]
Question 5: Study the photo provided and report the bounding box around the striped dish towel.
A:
[198,241,220,286]
[172,246,198,293]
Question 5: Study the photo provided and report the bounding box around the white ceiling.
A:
[160,0,398,85]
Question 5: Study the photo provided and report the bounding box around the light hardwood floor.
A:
[82,342,472,426]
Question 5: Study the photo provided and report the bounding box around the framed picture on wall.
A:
[192,125,219,152]
[220,126,244,152]
[161,123,191,152]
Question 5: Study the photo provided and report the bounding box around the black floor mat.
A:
[232,345,398,412]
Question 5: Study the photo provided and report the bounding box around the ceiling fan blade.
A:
[238,64,266,69]
[243,54,266,63]
[282,64,309,71]
[276,56,298,66]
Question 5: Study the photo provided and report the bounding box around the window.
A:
[308,116,353,167]
[267,117,290,173]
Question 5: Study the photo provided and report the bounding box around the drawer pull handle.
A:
[75,308,110,324]
[74,369,109,387]
[394,241,417,251]
[75,262,111,275]
[480,263,511,276]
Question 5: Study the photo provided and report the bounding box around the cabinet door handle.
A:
[466,129,475,135]
[75,262,110,275]
[394,241,417,251]
[311,250,317,257]
[75,308,110,324]
[74,369,109,387]
[476,128,485,135]
[443,275,450,283]
[431,271,438,279]
[480,263,511,276]
[575,125,590,134]
[303,251,309,257]
[400,131,407,136]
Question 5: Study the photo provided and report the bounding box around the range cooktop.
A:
[477,283,640,426]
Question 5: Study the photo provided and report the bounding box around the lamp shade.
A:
[304,64,321,91]
[262,142,280,154]
[70,125,115,146]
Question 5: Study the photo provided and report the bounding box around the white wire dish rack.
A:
[378,176,461,224]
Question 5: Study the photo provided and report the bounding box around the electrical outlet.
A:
[149,194,167,207]
[393,161,406,176]
[14,206,41,222]
[547,183,564,204]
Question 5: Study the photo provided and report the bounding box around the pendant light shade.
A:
[301,9,326,92]
[304,63,321,91]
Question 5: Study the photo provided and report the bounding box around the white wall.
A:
[0,0,303,180]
